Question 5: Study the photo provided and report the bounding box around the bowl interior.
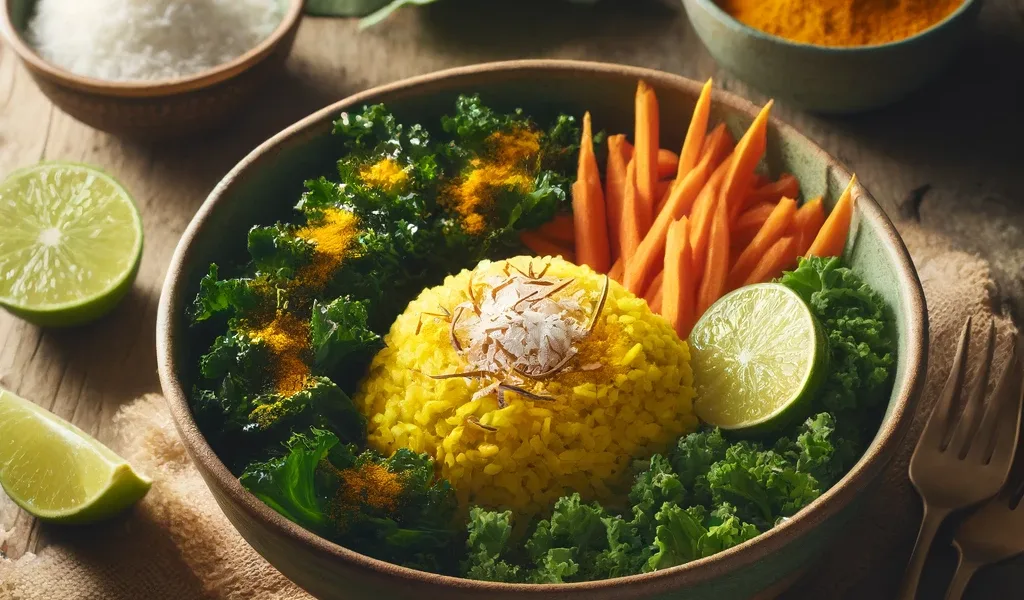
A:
[160,62,926,596]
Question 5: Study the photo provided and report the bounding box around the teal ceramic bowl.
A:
[682,0,982,113]
[157,60,928,599]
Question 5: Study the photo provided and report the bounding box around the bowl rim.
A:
[686,0,979,52]
[0,0,303,97]
[157,59,928,595]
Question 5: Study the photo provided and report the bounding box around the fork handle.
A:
[897,505,951,600]
[945,558,981,600]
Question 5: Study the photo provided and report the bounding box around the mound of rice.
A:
[355,256,697,515]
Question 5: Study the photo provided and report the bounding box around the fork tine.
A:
[949,319,996,457]
[968,342,1017,464]
[919,316,973,451]
[978,345,1023,470]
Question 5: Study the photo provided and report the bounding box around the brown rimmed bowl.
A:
[156,60,928,600]
[0,0,303,139]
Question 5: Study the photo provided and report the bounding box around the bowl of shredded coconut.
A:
[0,0,304,138]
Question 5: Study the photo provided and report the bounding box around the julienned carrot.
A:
[624,134,720,296]
[655,123,731,215]
[723,101,774,223]
[792,196,825,256]
[536,214,575,245]
[688,158,731,284]
[663,217,694,338]
[645,271,664,312]
[521,231,576,263]
[656,179,673,206]
[573,112,611,272]
[609,259,624,283]
[732,202,777,250]
[745,236,798,286]
[727,197,797,290]
[807,175,857,258]
[697,188,730,316]
[745,173,799,209]
[605,135,632,261]
[677,78,713,181]
[657,149,679,179]
[619,159,645,263]
[634,81,659,232]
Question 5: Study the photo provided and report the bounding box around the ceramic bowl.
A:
[0,0,303,139]
[681,0,982,114]
[157,60,928,600]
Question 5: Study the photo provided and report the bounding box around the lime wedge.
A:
[0,163,143,327]
[0,389,151,523]
[688,283,828,433]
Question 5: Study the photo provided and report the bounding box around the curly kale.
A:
[241,428,458,574]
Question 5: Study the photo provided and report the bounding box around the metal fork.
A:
[897,319,1023,600]
[946,475,1024,600]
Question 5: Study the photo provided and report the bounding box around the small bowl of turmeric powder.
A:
[682,0,982,113]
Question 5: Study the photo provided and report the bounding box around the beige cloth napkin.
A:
[0,220,1018,600]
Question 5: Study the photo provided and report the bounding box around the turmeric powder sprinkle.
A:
[245,311,311,401]
[447,129,541,235]
[335,462,404,513]
[295,208,360,289]
[360,158,410,192]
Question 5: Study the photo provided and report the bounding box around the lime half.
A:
[0,163,143,327]
[688,283,828,433]
[0,389,151,523]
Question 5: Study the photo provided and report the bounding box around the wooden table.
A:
[2,1,1022,597]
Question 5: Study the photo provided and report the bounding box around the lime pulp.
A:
[0,388,151,524]
[0,162,143,327]
[687,283,828,433]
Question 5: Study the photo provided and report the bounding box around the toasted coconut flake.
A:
[466,415,498,432]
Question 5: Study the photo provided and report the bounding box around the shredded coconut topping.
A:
[455,272,590,379]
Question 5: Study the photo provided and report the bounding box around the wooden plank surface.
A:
[1,0,1023,595]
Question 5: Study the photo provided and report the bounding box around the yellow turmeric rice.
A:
[355,256,697,514]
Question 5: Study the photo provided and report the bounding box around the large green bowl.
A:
[681,0,982,114]
[156,60,928,600]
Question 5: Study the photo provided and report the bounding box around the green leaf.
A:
[190,264,263,322]
[310,297,383,383]
[629,454,685,539]
[462,508,522,582]
[247,223,314,277]
[645,503,707,571]
[240,428,339,532]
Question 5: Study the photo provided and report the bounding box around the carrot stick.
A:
[697,188,730,317]
[535,214,575,245]
[745,236,798,286]
[677,78,714,181]
[656,179,673,205]
[655,124,731,215]
[663,217,694,338]
[722,101,773,223]
[657,149,679,179]
[727,197,797,290]
[699,123,733,168]
[806,176,857,258]
[605,134,632,262]
[573,112,611,272]
[744,173,799,209]
[619,159,645,263]
[624,137,719,296]
[634,81,659,233]
[645,271,664,311]
[688,158,731,284]
[732,202,777,251]
[609,259,624,283]
[521,231,576,263]
[792,196,825,256]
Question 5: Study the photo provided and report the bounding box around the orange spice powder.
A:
[335,462,404,513]
[246,311,311,400]
[447,129,541,235]
[295,208,360,288]
[360,158,409,192]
